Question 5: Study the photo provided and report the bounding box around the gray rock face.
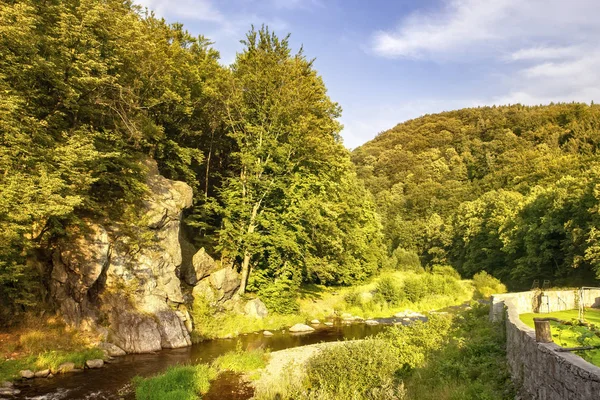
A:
[108,311,162,354]
[49,159,195,353]
[99,342,126,357]
[209,267,241,302]
[182,248,219,285]
[244,299,268,319]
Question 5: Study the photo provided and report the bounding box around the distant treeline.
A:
[0,0,383,316]
[353,103,600,289]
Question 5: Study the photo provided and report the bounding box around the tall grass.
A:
[134,364,217,400]
[0,314,103,381]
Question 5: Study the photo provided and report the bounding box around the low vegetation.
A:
[520,308,600,367]
[254,303,513,399]
[133,348,269,399]
[0,315,103,382]
[134,364,217,400]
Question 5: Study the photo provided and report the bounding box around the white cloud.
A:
[369,0,600,117]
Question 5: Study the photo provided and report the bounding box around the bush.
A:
[375,276,404,305]
[378,314,453,372]
[402,275,428,302]
[257,280,300,315]
[391,247,423,272]
[134,364,217,400]
[305,339,403,399]
[343,290,362,307]
[431,265,461,280]
[472,271,507,299]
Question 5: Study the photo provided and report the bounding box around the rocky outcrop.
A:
[48,160,204,353]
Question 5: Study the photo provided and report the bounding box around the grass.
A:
[191,270,473,341]
[134,364,217,400]
[0,314,103,381]
[253,304,513,400]
[134,347,269,399]
[212,346,268,374]
[520,308,600,366]
[295,270,474,321]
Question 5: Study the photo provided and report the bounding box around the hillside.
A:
[352,103,600,289]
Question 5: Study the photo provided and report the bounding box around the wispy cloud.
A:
[369,0,600,111]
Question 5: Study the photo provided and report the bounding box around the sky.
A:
[136,0,600,149]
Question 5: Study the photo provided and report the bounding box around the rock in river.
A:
[20,370,34,379]
[85,359,104,369]
[289,323,315,333]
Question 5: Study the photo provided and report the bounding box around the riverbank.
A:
[251,304,514,400]
[0,314,104,383]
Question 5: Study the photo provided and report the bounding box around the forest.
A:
[352,103,600,290]
[0,0,383,319]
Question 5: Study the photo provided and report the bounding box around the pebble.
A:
[310,319,320,325]
[20,370,34,379]
[85,359,104,369]
[263,330,274,336]
[34,369,50,378]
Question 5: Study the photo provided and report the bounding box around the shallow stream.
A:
[16,317,423,400]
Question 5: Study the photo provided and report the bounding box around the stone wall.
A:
[491,290,600,399]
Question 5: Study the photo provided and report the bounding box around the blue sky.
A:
[137,0,600,148]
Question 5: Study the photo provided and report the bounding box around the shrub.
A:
[134,364,217,400]
[391,247,423,272]
[431,265,461,280]
[375,275,404,305]
[257,280,300,314]
[378,314,453,372]
[304,339,402,399]
[343,290,362,307]
[402,275,428,302]
[472,271,507,299]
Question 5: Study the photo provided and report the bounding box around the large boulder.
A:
[182,248,219,286]
[209,267,241,302]
[49,159,194,353]
[244,298,268,319]
[108,311,162,354]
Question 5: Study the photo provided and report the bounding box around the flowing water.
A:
[14,317,423,400]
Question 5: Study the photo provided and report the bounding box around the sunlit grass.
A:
[520,308,600,366]
[134,364,217,400]
[0,314,103,381]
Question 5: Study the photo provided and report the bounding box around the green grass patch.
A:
[0,348,104,381]
[520,308,600,366]
[134,364,217,400]
[212,347,268,374]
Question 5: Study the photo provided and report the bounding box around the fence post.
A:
[533,318,553,343]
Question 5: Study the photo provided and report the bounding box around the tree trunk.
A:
[534,319,553,343]
[237,202,260,295]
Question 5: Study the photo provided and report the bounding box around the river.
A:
[15,317,421,400]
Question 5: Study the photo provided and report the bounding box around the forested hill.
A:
[352,103,600,289]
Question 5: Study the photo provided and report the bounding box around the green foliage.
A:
[404,304,514,400]
[390,247,423,271]
[133,364,217,400]
[1,2,385,318]
[217,26,384,296]
[472,271,507,299]
[304,339,403,399]
[379,314,453,371]
[353,103,600,289]
[190,294,303,340]
[431,265,461,280]
[212,345,268,373]
[375,275,404,306]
